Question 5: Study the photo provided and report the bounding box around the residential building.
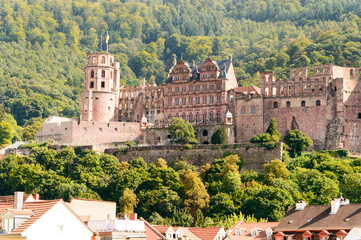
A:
[225,221,278,240]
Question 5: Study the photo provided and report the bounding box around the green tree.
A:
[168,118,198,144]
[264,159,289,183]
[22,118,44,140]
[211,127,227,144]
[266,118,281,142]
[0,121,14,145]
[119,188,139,214]
[284,129,313,156]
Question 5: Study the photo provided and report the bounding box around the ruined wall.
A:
[106,143,283,172]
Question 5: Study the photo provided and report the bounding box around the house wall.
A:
[25,202,92,240]
[68,199,116,221]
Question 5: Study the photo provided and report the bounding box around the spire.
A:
[142,78,146,87]
[173,56,177,66]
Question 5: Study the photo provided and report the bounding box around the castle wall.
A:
[106,143,282,172]
[36,119,143,145]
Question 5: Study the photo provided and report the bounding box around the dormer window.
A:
[251,228,260,237]
[206,67,211,71]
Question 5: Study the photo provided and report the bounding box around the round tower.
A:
[80,53,120,122]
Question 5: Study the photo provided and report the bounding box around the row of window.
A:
[168,96,222,106]
[168,112,222,123]
[168,84,221,93]
[273,100,321,109]
[241,105,257,114]
[90,70,113,79]
[90,56,113,64]
[89,81,106,88]
[173,73,216,80]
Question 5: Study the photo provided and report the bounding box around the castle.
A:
[36,52,361,153]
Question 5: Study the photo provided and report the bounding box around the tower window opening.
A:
[358,113,361,119]
[101,81,105,88]
[273,102,278,109]
[91,70,95,78]
[102,70,105,78]
[90,82,94,88]
[101,56,106,63]
[301,100,306,107]
[316,100,321,106]
[286,101,291,108]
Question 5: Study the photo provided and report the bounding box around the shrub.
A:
[211,127,227,144]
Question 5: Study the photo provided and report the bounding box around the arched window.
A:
[241,106,246,114]
[286,101,291,108]
[301,100,306,107]
[203,130,208,136]
[316,100,321,106]
[203,113,207,123]
[168,114,172,120]
[90,82,94,88]
[251,105,256,114]
[102,70,105,78]
[274,102,278,109]
[189,113,193,123]
[175,113,179,118]
[92,56,96,63]
[182,113,186,120]
[209,112,214,122]
[91,70,95,78]
[196,113,200,123]
[101,81,105,88]
[216,111,221,122]
[101,56,106,63]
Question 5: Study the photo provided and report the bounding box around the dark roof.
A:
[233,85,261,95]
[275,204,361,232]
[166,59,232,84]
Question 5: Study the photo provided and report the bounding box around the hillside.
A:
[1,0,361,139]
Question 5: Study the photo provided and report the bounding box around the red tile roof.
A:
[151,225,171,234]
[0,194,36,204]
[228,221,279,240]
[234,85,261,95]
[188,227,223,240]
[140,217,166,240]
[5,209,33,215]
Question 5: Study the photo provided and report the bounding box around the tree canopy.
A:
[168,118,198,144]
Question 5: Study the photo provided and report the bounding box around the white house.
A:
[0,192,93,240]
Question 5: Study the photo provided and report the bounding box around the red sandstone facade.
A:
[37,52,361,153]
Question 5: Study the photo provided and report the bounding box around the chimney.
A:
[295,201,306,211]
[35,194,40,201]
[341,198,350,206]
[330,198,341,214]
[130,213,137,221]
[14,192,24,210]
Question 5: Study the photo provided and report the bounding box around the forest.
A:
[1,0,361,139]
[0,140,359,227]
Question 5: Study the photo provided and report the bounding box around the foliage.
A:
[168,118,198,144]
[284,130,313,156]
[0,121,14,146]
[211,127,228,144]
[119,188,139,214]
[264,159,289,183]
[250,119,280,149]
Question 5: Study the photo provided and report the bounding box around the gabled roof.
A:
[275,204,361,232]
[0,194,37,204]
[2,209,33,216]
[166,59,233,84]
[233,85,261,96]
[188,227,224,240]
[0,199,93,235]
[227,221,279,240]
[140,217,166,240]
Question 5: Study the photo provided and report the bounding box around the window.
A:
[102,70,105,78]
[210,96,214,103]
[274,102,278,108]
[359,113,361,119]
[182,87,186,92]
[91,70,95,78]
[216,84,221,90]
[203,74,207,79]
[196,113,200,123]
[168,115,172,120]
[210,85,214,90]
[203,113,207,123]
[90,82,94,88]
[206,67,211,71]
[316,100,321,106]
[287,101,291,108]
[168,88,172,93]
[189,98,193,104]
[182,113,186,120]
[168,99,172,106]
[196,97,200,104]
[203,130,208,136]
[175,87,179,92]
[251,105,256,114]
[92,56,96,63]
[216,112,221,122]
[203,97,207,104]
[210,112,214,122]
[101,56,105,63]
[301,100,306,107]
[101,81,105,88]
[196,85,200,91]
[175,99,179,105]
[216,96,221,103]
[189,86,193,92]
[189,113,193,123]
[210,74,215,78]
[183,76,187,80]
[203,85,207,91]
[230,95,234,102]
[238,106,246,116]
[182,98,186,105]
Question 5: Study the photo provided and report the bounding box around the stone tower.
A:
[80,53,120,122]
